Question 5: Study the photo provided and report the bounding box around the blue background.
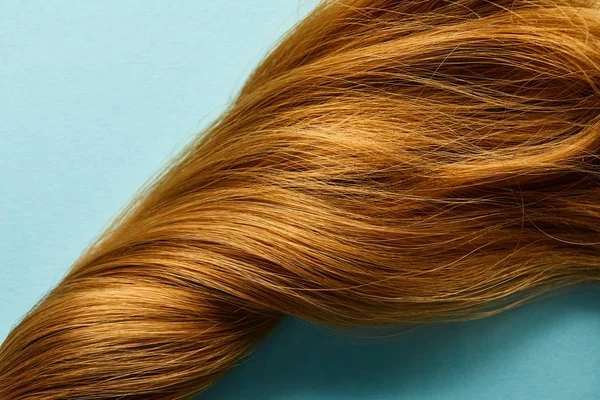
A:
[1,2,598,399]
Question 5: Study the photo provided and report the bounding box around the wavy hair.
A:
[2,0,600,398]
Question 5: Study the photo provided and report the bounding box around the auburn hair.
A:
[2,0,600,398]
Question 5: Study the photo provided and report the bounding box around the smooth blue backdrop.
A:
[1,2,598,399]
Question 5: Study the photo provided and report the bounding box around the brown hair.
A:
[2,0,600,398]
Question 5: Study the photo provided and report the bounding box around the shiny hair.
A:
[2,0,600,398]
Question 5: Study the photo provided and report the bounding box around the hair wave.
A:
[2,0,600,398]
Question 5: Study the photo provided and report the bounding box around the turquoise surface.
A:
[1,2,598,399]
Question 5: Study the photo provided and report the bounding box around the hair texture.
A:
[2,0,600,398]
